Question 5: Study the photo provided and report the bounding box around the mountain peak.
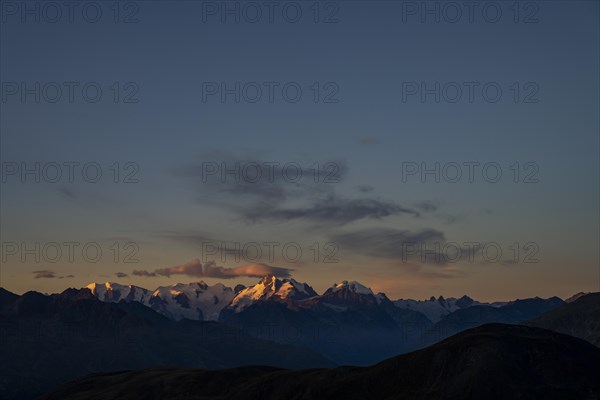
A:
[565,292,589,303]
[228,276,316,312]
[197,281,209,289]
[258,275,279,286]
[456,295,474,308]
[331,281,373,295]
[375,292,391,304]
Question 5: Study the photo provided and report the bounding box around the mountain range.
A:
[527,292,600,346]
[84,277,540,325]
[0,286,332,400]
[85,276,567,364]
[40,324,600,400]
[2,281,597,400]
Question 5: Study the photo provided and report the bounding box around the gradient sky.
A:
[1,0,599,301]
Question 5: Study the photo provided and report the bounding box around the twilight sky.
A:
[1,0,598,301]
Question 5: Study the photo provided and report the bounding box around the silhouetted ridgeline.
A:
[41,324,600,400]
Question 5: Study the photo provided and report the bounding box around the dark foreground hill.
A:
[527,292,600,347]
[41,324,600,400]
[0,288,333,400]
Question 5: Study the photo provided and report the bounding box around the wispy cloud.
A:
[156,230,218,246]
[331,228,448,264]
[133,259,293,279]
[173,156,437,227]
[244,195,420,225]
[34,270,75,279]
[414,201,438,213]
[132,269,157,277]
[33,270,56,279]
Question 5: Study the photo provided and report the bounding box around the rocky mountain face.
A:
[40,324,600,400]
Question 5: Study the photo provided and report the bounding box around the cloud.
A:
[132,270,157,277]
[174,158,359,218]
[154,259,204,277]
[34,270,76,279]
[356,185,374,193]
[331,228,449,264]
[244,195,420,225]
[175,159,349,206]
[33,270,56,279]
[115,272,128,278]
[174,156,425,226]
[156,230,217,246]
[414,201,438,213]
[134,259,293,279]
[200,261,293,279]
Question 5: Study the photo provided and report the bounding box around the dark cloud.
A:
[331,228,449,264]
[356,185,374,193]
[414,201,438,213]
[156,230,217,246]
[174,157,428,226]
[175,159,349,206]
[132,270,157,277]
[115,272,128,278]
[244,195,420,225]
[134,259,293,279]
[33,270,56,279]
[174,158,353,216]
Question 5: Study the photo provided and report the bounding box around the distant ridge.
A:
[40,324,600,400]
[528,292,600,346]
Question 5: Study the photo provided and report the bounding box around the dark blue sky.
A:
[1,0,598,300]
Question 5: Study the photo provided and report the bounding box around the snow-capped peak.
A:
[228,276,317,312]
[331,280,373,295]
[85,281,235,321]
[86,281,151,303]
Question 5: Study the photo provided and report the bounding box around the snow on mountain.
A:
[86,278,495,324]
[228,275,317,312]
[86,281,235,321]
[393,295,483,323]
[312,280,380,309]
[330,281,373,295]
[86,282,152,303]
[149,282,235,321]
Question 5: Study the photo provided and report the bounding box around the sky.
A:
[1,0,599,301]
